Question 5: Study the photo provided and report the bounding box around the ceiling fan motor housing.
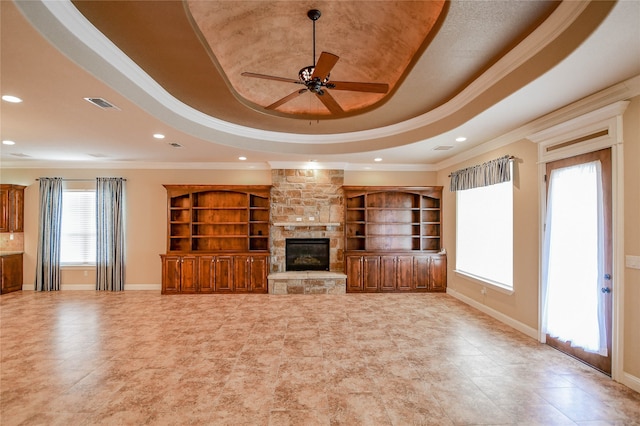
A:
[241,8,389,114]
[307,9,321,21]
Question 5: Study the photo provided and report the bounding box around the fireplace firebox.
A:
[285,238,330,271]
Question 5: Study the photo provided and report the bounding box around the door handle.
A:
[601,287,611,294]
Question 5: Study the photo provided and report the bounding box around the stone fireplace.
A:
[267,169,346,294]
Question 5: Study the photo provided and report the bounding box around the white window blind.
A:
[456,176,513,289]
[61,190,96,265]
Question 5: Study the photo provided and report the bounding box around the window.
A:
[61,190,96,265]
[456,175,513,289]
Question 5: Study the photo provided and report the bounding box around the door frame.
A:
[529,101,628,382]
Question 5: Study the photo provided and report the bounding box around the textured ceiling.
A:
[186,1,445,116]
[70,0,559,133]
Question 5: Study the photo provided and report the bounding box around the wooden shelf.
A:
[343,186,442,253]
[164,185,271,254]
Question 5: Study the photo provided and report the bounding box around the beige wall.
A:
[344,170,437,186]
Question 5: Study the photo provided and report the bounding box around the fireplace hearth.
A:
[285,238,330,271]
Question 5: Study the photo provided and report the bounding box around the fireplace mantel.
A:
[273,222,340,230]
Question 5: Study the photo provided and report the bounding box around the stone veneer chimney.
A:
[270,169,344,273]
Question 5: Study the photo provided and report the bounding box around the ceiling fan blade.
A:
[241,72,300,85]
[266,89,307,110]
[330,81,389,94]
[316,91,343,114]
[311,52,339,80]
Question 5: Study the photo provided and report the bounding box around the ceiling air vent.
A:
[84,97,120,110]
[433,145,453,151]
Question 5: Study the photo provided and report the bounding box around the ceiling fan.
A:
[241,9,389,114]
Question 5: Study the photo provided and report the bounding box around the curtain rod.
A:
[447,155,516,178]
[35,178,127,181]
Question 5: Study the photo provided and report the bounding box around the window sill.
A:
[454,270,514,295]
[61,265,96,270]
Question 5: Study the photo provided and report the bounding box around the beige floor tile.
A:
[1,291,638,425]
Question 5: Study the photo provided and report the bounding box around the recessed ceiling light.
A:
[238,156,247,161]
[374,157,382,162]
[455,136,467,142]
[153,133,165,139]
[2,95,22,103]
[2,140,16,145]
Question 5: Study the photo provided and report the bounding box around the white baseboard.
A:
[446,287,538,339]
[124,284,161,291]
[621,372,640,394]
[21,283,161,291]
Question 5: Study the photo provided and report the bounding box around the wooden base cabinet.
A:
[381,255,413,292]
[346,254,446,293]
[234,255,268,293]
[0,253,23,294]
[412,255,447,292]
[161,254,268,294]
[346,255,381,292]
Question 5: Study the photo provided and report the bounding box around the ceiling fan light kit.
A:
[241,9,389,115]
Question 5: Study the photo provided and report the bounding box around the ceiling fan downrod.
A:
[299,9,329,93]
[308,9,321,66]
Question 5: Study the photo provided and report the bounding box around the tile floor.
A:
[1,291,639,425]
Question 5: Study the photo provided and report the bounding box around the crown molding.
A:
[435,75,640,171]
[0,160,437,172]
[0,161,271,170]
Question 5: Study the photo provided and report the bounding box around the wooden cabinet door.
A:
[162,256,182,293]
[0,254,23,294]
[396,256,413,291]
[380,256,396,292]
[9,187,24,232]
[429,255,447,291]
[214,256,234,292]
[346,256,363,292]
[180,256,197,293]
[250,256,268,293]
[363,256,380,292]
[413,256,430,291]
[0,188,9,233]
[234,255,250,292]
[0,186,25,233]
[197,256,215,293]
